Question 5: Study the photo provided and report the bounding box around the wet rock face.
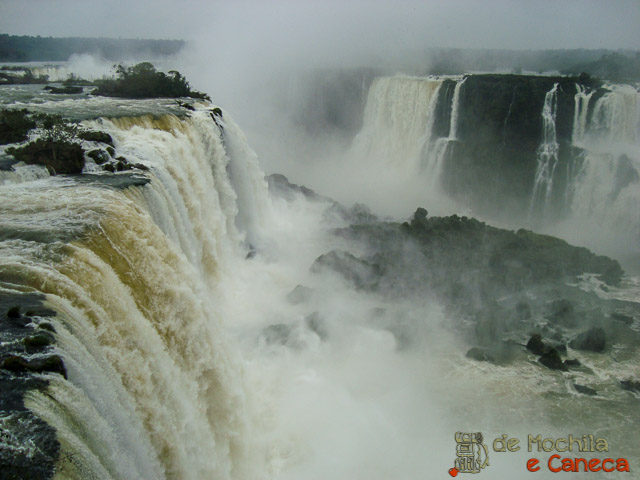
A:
[7,138,85,175]
[439,74,602,219]
[0,293,61,479]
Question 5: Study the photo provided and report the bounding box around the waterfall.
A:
[350,75,442,172]
[572,84,594,146]
[561,84,640,254]
[0,109,272,479]
[530,83,560,217]
[424,77,466,183]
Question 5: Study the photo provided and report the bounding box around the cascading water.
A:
[530,83,560,217]
[560,84,640,260]
[350,75,442,172]
[425,77,466,183]
[572,84,594,146]
[0,108,272,479]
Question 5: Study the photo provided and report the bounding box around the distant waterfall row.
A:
[350,74,640,248]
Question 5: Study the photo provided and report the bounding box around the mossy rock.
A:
[86,149,110,165]
[78,130,113,145]
[1,354,67,379]
[7,139,85,175]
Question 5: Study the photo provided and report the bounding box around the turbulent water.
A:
[0,72,639,480]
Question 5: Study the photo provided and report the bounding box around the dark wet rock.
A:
[311,250,382,290]
[86,148,110,165]
[0,292,60,477]
[286,285,313,305]
[106,146,115,156]
[564,358,581,368]
[538,347,567,371]
[115,158,131,172]
[266,173,324,202]
[24,333,54,352]
[305,312,328,340]
[574,384,597,396]
[551,343,567,355]
[6,139,85,175]
[526,334,546,355]
[179,102,195,111]
[44,85,83,94]
[1,355,67,379]
[620,379,640,392]
[569,327,606,352]
[37,322,56,333]
[133,163,149,171]
[466,347,495,363]
[78,130,113,145]
[7,305,21,318]
[210,108,223,128]
[103,163,115,172]
[72,173,150,189]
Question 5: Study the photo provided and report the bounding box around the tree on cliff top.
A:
[92,62,210,101]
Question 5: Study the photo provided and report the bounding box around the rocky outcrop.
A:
[78,130,113,145]
[7,138,85,175]
[44,85,83,94]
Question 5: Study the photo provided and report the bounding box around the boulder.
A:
[23,333,54,351]
[466,347,495,363]
[538,347,567,371]
[564,358,581,368]
[526,334,546,355]
[86,149,110,165]
[44,85,83,94]
[78,130,113,145]
[569,327,606,352]
[37,322,56,333]
[620,380,640,393]
[1,355,66,379]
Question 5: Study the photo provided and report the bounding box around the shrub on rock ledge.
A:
[92,62,211,101]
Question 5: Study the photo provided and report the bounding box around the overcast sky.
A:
[1,0,639,51]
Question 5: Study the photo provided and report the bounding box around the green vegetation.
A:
[563,52,640,83]
[421,48,640,83]
[0,109,36,144]
[0,34,184,62]
[6,115,85,174]
[92,62,210,100]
